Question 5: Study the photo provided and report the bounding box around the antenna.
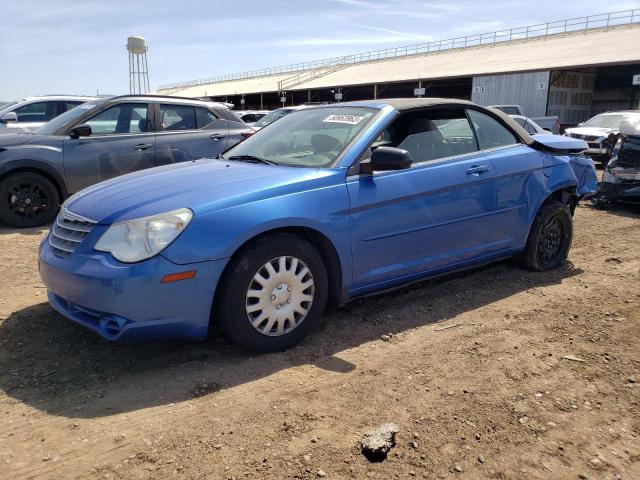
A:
[126,36,150,94]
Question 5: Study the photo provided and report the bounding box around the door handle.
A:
[134,143,153,151]
[210,134,225,140]
[466,165,490,176]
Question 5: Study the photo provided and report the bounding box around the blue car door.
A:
[466,109,544,250]
[347,107,518,294]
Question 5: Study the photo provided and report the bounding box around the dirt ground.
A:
[0,203,638,480]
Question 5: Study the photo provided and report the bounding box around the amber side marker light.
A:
[161,271,197,283]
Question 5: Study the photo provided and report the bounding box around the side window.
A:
[523,121,535,135]
[498,106,520,115]
[374,108,478,164]
[196,107,217,129]
[160,104,197,131]
[467,109,518,150]
[14,101,57,122]
[85,103,148,135]
[63,101,84,112]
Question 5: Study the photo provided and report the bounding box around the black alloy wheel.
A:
[0,172,59,228]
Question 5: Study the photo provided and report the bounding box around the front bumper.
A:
[596,180,640,202]
[585,145,610,163]
[593,168,640,202]
[39,236,228,341]
[585,147,608,156]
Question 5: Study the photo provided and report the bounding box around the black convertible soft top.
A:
[339,98,535,146]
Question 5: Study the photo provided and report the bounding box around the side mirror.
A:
[577,123,584,127]
[69,124,92,139]
[360,146,413,174]
[0,112,17,123]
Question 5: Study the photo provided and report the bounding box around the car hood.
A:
[0,124,31,133]
[0,132,36,147]
[565,127,616,138]
[65,159,344,224]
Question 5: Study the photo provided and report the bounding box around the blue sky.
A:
[1,0,638,99]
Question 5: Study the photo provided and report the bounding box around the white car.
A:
[235,110,271,125]
[510,115,551,135]
[0,95,98,133]
[251,105,314,130]
[565,110,640,163]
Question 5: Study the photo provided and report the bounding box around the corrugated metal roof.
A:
[158,25,640,97]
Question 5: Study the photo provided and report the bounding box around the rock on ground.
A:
[360,423,399,461]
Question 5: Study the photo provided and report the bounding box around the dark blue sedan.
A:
[39,99,597,352]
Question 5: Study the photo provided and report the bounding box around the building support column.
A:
[308,89,311,103]
[260,92,263,110]
[373,84,378,99]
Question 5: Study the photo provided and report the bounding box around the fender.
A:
[167,214,352,294]
[0,159,69,198]
[223,217,352,306]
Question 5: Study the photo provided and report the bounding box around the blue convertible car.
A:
[39,99,597,352]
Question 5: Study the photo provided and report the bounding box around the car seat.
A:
[399,117,454,162]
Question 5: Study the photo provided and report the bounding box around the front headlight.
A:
[95,208,193,263]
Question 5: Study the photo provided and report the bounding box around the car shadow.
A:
[0,260,582,419]
[586,202,640,219]
[0,224,48,236]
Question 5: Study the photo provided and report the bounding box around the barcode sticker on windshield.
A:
[323,114,364,125]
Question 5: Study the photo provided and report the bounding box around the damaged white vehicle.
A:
[565,111,640,164]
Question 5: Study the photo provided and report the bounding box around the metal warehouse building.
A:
[157,10,640,127]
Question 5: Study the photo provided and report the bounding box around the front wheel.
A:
[0,172,60,228]
[215,233,328,352]
[516,201,573,271]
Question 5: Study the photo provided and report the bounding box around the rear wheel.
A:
[516,201,572,271]
[216,233,328,353]
[0,172,60,228]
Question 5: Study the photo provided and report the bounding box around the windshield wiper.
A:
[226,155,279,165]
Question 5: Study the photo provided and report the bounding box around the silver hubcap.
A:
[246,256,315,336]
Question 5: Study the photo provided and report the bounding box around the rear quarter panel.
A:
[527,152,581,223]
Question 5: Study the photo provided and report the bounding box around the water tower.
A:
[127,36,150,94]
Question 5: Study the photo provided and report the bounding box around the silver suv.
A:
[0,95,253,227]
[0,95,98,133]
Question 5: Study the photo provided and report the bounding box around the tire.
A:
[0,172,60,228]
[216,233,328,353]
[590,196,611,210]
[516,200,573,271]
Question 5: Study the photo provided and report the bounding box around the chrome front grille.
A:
[49,207,97,257]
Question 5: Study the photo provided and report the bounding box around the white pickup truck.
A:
[490,105,560,134]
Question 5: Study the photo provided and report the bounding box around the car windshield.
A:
[497,106,520,115]
[583,114,640,129]
[34,102,99,135]
[253,108,295,128]
[223,106,378,167]
[0,101,19,114]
